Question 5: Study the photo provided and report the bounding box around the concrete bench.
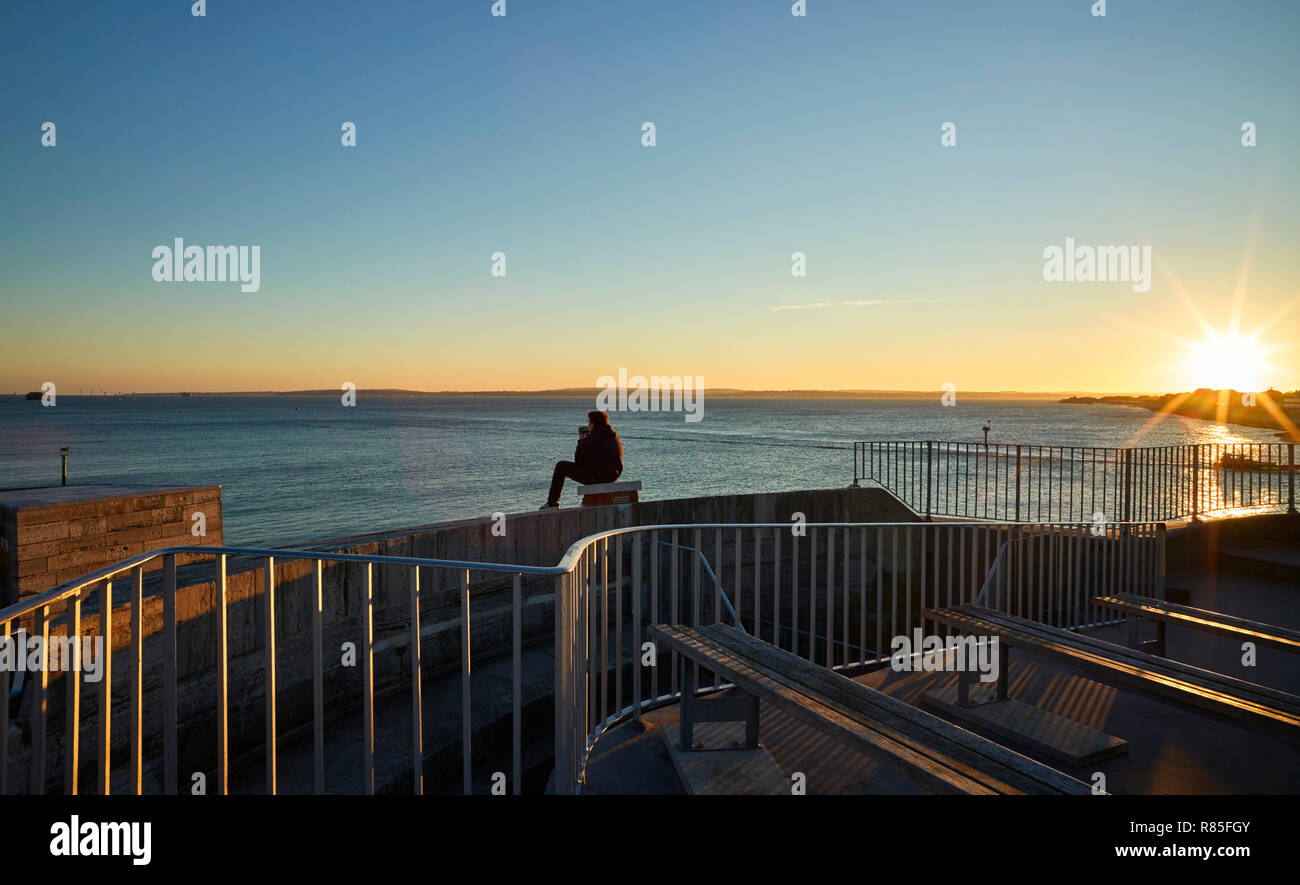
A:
[1094,593,1300,657]
[576,480,641,508]
[648,623,1092,794]
[925,604,1300,737]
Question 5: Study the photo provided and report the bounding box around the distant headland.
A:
[1061,388,1300,440]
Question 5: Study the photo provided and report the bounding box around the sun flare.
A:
[1185,331,1268,392]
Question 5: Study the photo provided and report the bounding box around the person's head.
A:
[587,410,610,433]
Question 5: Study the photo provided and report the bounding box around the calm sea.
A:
[0,395,1280,548]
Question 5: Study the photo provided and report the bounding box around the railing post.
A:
[460,569,472,795]
[553,573,574,794]
[1014,445,1022,522]
[1122,448,1133,524]
[163,554,177,795]
[925,441,933,521]
[1288,444,1296,515]
[410,566,424,796]
[512,572,523,797]
[851,442,860,487]
[1156,524,1167,599]
[362,562,375,795]
[217,554,229,795]
[65,590,82,796]
[264,556,277,795]
[311,559,325,794]
[1191,446,1201,522]
[98,580,112,795]
[31,605,48,795]
[130,567,143,795]
[0,621,8,795]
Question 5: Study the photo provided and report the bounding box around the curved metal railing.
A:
[1,543,561,798]
[1,520,1164,796]
[550,520,1164,793]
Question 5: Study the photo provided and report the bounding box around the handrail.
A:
[0,544,569,625]
[657,539,743,633]
[3,518,1165,797]
[552,519,1159,572]
[5,520,1165,625]
[973,535,1009,607]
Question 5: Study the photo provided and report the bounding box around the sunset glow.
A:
[1185,331,1269,392]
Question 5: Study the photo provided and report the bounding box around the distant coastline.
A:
[10,387,1170,401]
[1061,388,1300,440]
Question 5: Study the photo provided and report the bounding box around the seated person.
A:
[541,410,623,508]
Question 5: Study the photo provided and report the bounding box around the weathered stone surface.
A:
[0,484,223,607]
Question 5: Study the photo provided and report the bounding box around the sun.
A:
[1185,331,1267,392]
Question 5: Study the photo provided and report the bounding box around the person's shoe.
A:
[539,502,559,510]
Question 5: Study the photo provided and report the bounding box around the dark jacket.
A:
[574,424,623,482]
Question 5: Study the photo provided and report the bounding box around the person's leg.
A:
[546,461,591,506]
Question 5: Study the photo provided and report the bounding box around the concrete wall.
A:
[1165,512,1300,571]
[15,485,917,792]
[0,484,222,606]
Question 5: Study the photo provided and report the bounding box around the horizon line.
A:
[9,386,1296,399]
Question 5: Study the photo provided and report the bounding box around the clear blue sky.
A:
[1,0,1296,393]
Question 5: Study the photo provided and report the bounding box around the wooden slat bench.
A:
[925,604,1300,737]
[576,480,641,507]
[1094,593,1300,657]
[648,623,1092,795]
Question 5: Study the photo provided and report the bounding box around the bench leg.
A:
[1155,621,1166,657]
[957,640,1006,706]
[679,654,696,750]
[957,667,975,707]
[678,654,760,750]
[1127,614,1140,649]
[742,692,760,750]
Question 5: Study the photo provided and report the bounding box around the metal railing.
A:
[2,520,1163,796]
[550,520,1164,793]
[854,441,1298,522]
[0,545,557,797]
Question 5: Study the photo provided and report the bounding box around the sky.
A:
[1,0,1297,395]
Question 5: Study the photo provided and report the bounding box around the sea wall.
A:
[1164,511,1300,572]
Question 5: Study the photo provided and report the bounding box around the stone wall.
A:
[0,484,223,607]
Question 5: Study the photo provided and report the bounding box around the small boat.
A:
[25,391,41,400]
